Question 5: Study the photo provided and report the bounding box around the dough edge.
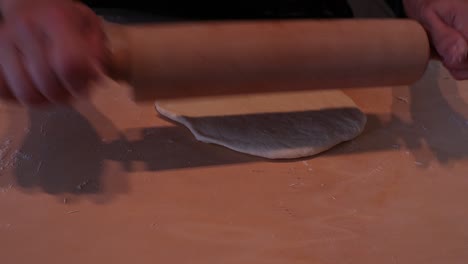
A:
[155,101,367,160]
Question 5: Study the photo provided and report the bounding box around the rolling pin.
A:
[104,19,430,101]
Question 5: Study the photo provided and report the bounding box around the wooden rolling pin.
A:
[104,19,430,101]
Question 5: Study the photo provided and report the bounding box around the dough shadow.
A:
[12,105,260,196]
[104,126,261,172]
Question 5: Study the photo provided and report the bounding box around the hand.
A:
[0,0,107,106]
[404,0,468,80]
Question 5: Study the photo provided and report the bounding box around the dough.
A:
[155,90,366,159]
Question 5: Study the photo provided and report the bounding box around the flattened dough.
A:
[155,90,366,159]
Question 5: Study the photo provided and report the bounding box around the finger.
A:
[434,6,468,70]
[13,18,71,104]
[41,13,99,98]
[424,10,468,69]
[436,2,468,39]
[0,38,47,105]
[75,3,109,67]
[85,18,109,73]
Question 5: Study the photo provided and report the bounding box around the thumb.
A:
[425,10,468,69]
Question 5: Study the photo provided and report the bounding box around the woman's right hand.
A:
[0,0,108,106]
[404,0,468,80]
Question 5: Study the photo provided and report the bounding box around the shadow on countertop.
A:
[10,62,468,199]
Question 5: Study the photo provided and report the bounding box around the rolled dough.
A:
[155,90,366,159]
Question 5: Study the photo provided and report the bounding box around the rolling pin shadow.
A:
[103,19,431,101]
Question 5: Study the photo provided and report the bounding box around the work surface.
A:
[0,61,467,263]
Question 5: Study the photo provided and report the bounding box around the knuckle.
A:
[42,7,69,24]
[419,2,437,21]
